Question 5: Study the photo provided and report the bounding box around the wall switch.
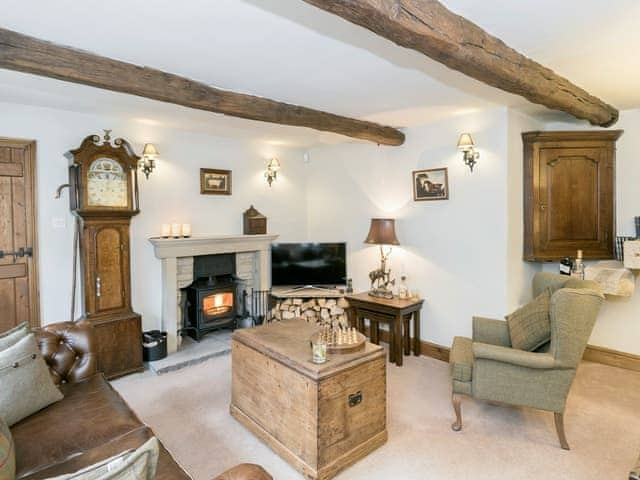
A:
[52,217,66,229]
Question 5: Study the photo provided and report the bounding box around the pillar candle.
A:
[171,223,181,238]
[181,224,192,237]
[161,224,170,238]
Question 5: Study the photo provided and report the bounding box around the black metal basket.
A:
[142,330,168,362]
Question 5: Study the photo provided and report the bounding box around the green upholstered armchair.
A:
[449,272,604,449]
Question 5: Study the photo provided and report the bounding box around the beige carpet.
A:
[113,350,640,480]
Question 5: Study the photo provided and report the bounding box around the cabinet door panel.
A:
[537,146,612,258]
[543,148,600,242]
[95,227,125,311]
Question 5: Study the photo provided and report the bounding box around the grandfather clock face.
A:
[87,157,129,208]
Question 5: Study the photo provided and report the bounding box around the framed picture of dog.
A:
[412,168,449,201]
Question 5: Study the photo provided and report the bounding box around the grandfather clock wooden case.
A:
[66,132,143,379]
[523,130,623,261]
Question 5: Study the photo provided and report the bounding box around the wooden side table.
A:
[346,293,424,367]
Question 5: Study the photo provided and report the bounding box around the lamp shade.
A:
[142,143,159,157]
[457,133,474,150]
[268,157,281,171]
[364,218,400,246]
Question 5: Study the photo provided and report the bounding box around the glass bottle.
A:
[398,276,409,299]
[570,250,585,280]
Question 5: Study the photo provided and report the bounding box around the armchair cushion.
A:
[472,317,511,346]
[506,289,552,351]
[450,337,473,382]
[473,342,556,369]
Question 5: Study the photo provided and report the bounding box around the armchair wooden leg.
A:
[554,412,570,450]
[452,394,463,432]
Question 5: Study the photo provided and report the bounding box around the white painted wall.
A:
[0,102,308,330]
[3,99,637,356]
[306,108,510,346]
[506,110,543,310]
[539,109,640,355]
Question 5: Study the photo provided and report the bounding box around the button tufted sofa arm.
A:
[35,321,98,385]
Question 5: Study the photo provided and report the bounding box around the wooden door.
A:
[0,138,39,330]
[83,220,131,316]
[537,146,612,258]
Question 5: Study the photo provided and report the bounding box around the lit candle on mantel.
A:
[181,224,192,238]
[161,224,170,238]
[171,223,181,238]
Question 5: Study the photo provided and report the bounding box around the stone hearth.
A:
[149,234,278,353]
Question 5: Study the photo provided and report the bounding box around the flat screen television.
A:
[271,242,347,287]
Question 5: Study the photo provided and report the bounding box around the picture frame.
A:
[200,168,232,195]
[412,168,449,201]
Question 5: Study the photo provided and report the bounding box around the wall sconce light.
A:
[139,143,159,179]
[457,133,479,172]
[265,157,280,187]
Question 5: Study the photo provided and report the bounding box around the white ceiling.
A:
[1,0,638,146]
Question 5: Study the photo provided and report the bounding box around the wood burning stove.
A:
[181,253,238,341]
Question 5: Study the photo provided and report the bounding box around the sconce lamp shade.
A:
[268,157,281,171]
[142,143,159,157]
[457,133,474,150]
[364,218,400,246]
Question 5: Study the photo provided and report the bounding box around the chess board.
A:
[311,325,366,354]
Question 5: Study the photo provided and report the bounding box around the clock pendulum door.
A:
[65,131,143,379]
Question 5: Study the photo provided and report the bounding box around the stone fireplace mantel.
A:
[149,234,279,353]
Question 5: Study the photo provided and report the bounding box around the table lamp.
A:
[364,218,400,299]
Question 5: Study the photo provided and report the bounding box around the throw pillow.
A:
[506,288,552,351]
[0,322,29,351]
[0,416,15,480]
[47,436,159,480]
[0,333,63,426]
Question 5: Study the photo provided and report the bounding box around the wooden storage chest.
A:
[231,320,387,480]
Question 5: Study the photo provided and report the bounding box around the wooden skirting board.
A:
[583,345,640,373]
[365,326,640,372]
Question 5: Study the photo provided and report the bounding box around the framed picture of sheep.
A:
[412,168,449,201]
[200,168,232,195]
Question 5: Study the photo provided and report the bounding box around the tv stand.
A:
[271,286,346,299]
[279,285,339,295]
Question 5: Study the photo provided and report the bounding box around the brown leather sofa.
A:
[10,321,271,480]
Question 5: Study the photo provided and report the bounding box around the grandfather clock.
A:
[66,130,143,378]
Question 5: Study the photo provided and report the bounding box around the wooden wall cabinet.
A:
[523,130,623,262]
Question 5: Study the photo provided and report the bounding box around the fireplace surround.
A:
[149,234,279,353]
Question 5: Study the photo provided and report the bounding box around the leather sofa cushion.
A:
[17,427,189,480]
[12,375,143,479]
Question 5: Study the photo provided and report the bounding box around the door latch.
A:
[0,247,33,263]
[348,391,363,407]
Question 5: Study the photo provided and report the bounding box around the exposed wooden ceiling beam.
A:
[302,0,619,127]
[0,28,405,146]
